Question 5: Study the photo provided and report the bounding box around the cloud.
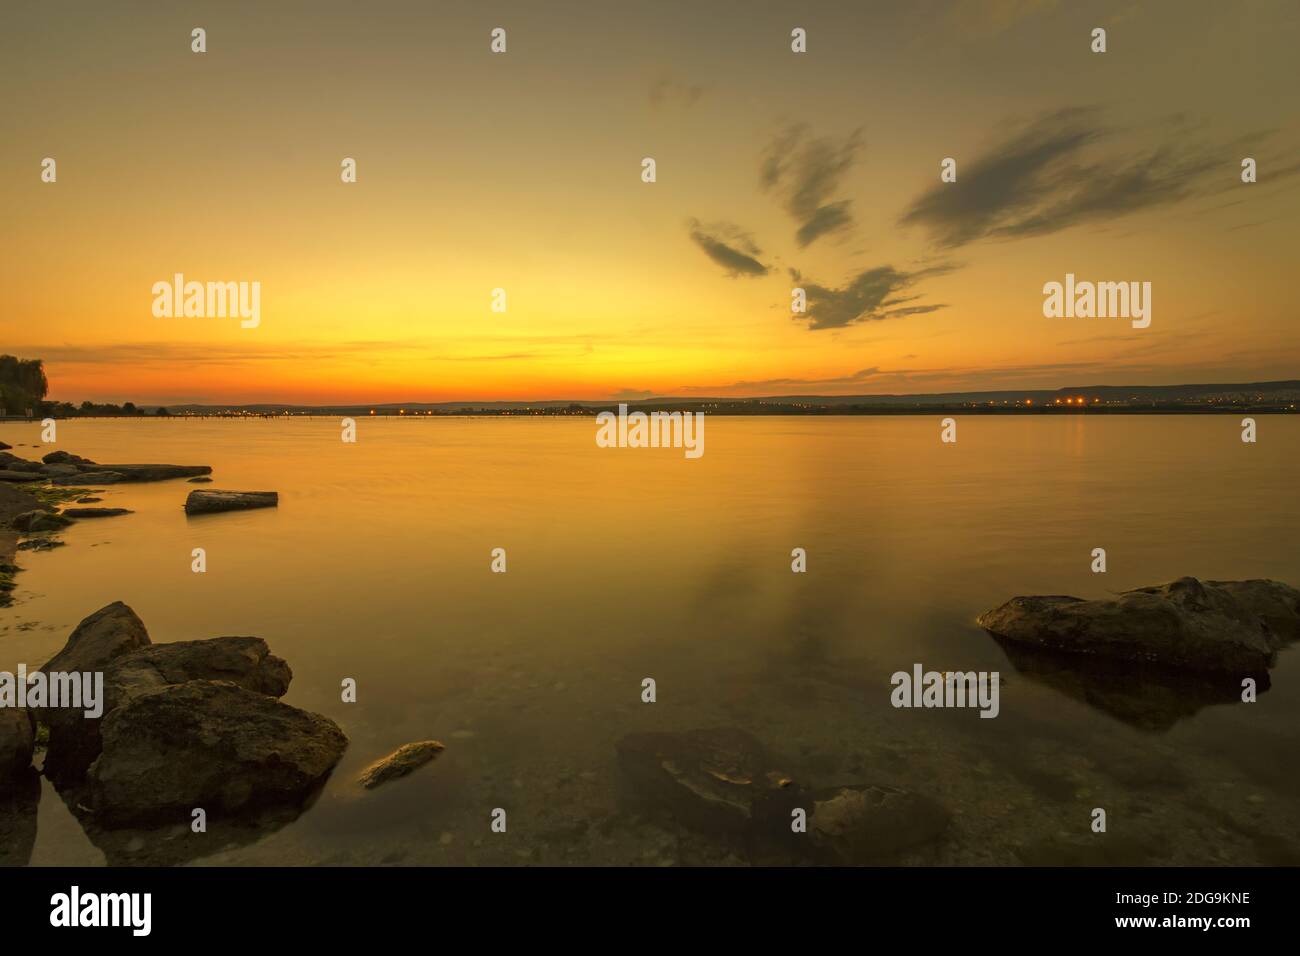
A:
[688,219,770,277]
[794,264,952,330]
[611,387,655,400]
[649,74,704,110]
[898,108,1258,247]
[761,125,862,247]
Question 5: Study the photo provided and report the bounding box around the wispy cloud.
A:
[897,107,1280,247]
[688,219,769,277]
[791,263,953,330]
[761,124,863,247]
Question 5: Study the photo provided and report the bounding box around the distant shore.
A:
[8,404,1298,421]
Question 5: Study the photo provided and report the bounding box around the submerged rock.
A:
[358,740,445,789]
[617,728,799,836]
[806,784,950,864]
[978,577,1300,673]
[187,476,213,483]
[61,507,132,519]
[616,727,949,863]
[185,490,278,515]
[87,680,347,826]
[996,639,1253,732]
[12,510,72,532]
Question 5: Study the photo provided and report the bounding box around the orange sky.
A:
[3,0,1298,404]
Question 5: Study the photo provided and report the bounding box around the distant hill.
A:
[153,380,1300,415]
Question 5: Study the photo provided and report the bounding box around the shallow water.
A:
[2,415,1298,866]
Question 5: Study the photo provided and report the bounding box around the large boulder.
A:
[41,601,151,675]
[0,708,34,782]
[977,577,1300,674]
[35,602,152,781]
[44,635,292,784]
[87,681,347,826]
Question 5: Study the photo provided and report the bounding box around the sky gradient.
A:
[3,0,1298,404]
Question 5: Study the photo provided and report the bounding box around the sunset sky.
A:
[2,0,1298,405]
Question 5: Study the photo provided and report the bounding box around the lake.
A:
[3,415,1298,865]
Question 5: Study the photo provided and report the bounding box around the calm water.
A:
[3,416,1298,866]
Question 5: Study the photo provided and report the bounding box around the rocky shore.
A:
[0,445,279,606]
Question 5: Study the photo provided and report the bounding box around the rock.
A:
[12,510,73,532]
[0,708,35,781]
[76,497,102,503]
[0,768,40,866]
[0,470,43,483]
[41,601,151,677]
[358,741,445,789]
[996,639,1251,732]
[16,537,64,552]
[42,451,95,465]
[61,508,132,519]
[40,463,80,477]
[977,577,1300,674]
[616,728,796,833]
[0,485,41,527]
[77,463,211,482]
[51,471,125,485]
[0,440,10,450]
[44,635,292,784]
[0,455,42,470]
[87,681,347,826]
[185,490,278,515]
[806,784,950,864]
[187,476,213,483]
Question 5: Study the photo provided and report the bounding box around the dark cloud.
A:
[761,125,862,247]
[898,108,1255,247]
[688,219,769,277]
[795,264,952,330]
